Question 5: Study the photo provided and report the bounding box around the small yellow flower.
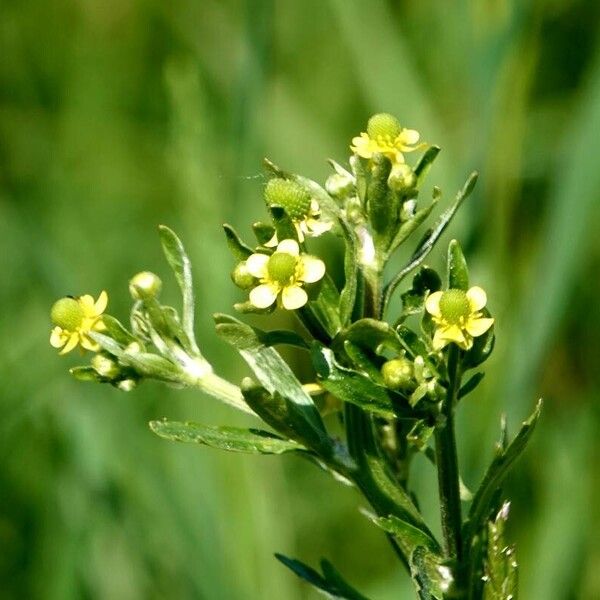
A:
[351,113,422,165]
[425,287,494,351]
[245,239,325,310]
[264,179,332,246]
[50,291,108,354]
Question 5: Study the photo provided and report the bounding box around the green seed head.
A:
[51,297,84,331]
[439,289,471,323]
[264,179,312,220]
[367,113,401,140]
[381,358,414,392]
[267,252,298,285]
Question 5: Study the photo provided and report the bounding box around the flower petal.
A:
[300,256,325,283]
[305,218,333,237]
[438,325,468,349]
[465,317,494,337]
[79,295,95,314]
[60,332,80,355]
[80,335,99,351]
[277,239,300,255]
[249,283,278,308]
[94,290,108,314]
[350,134,372,158]
[264,233,278,248]
[245,253,269,278]
[466,286,487,312]
[432,328,451,351]
[401,129,420,145]
[50,327,66,348]
[425,291,443,317]
[281,285,308,310]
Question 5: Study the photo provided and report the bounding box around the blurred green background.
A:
[1,0,599,598]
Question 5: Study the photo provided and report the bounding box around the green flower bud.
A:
[129,271,162,300]
[325,173,354,199]
[51,297,84,330]
[381,358,414,392]
[125,341,143,354]
[264,178,311,220]
[230,262,257,290]
[91,353,120,379]
[117,379,137,392]
[367,113,401,140]
[388,164,417,193]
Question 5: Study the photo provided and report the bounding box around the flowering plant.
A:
[51,113,540,599]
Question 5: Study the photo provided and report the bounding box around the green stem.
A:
[362,265,384,320]
[434,344,465,594]
[196,371,255,416]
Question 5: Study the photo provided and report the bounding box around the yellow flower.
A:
[50,291,108,354]
[264,178,332,247]
[245,239,325,310]
[351,113,422,165]
[425,287,494,351]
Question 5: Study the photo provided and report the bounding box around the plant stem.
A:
[197,371,255,415]
[362,265,383,320]
[434,343,465,593]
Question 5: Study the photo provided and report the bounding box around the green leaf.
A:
[158,225,198,352]
[388,195,438,256]
[149,420,305,454]
[69,366,104,382]
[308,273,342,338]
[102,315,136,346]
[343,340,384,384]
[465,400,542,545]
[383,172,478,313]
[269,205,298,242]
[223,223,254,260]
[275,554,371,600]
[459,372,485,399]
[339,218,359,326]
[252,221,276,246]
[311,344,421,420]
[398,267,442,323]
[214,313,329,448]
[447,239,469,290]
[374,515,441,554]
[483,503,518,600]
[414,145,441,189]
[344,318,404,355]
[320,560,372,600]
[240,382,302,443]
